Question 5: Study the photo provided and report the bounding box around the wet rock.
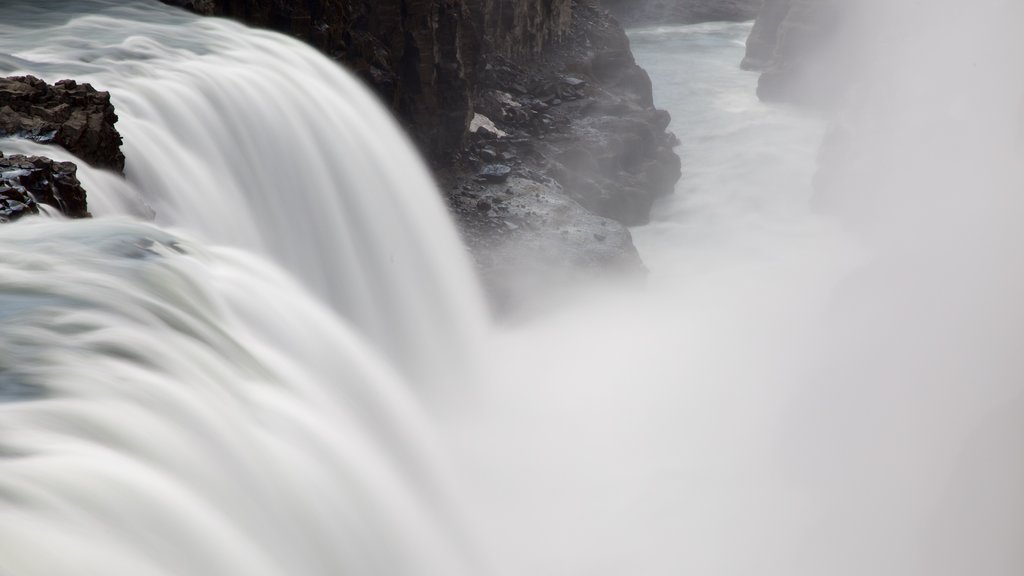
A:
[0,152,89,222]
[477,164,513,183]
[451,175,644,311]
[0,76,124,172]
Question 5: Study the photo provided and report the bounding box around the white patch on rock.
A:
[470,113,508,139]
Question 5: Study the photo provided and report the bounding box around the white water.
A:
[0,220,474,576]
[0,2,486,575]
[0,0,486,389]
[1,2,1023,576]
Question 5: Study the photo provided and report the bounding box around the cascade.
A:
[0,0,487,388]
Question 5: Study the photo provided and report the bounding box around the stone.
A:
[0,76,125,172]
[0,152,89,222]
[470,113,509,139]
[477,164,513,183]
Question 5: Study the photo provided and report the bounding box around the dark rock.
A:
[0,76,124,172]
[602,0,762,25]
[159,0,573,164]
[479,147,498,162]
[0,152,89,222]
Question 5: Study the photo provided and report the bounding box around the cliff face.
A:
[601,0,761,25]
[479,0,573,60]
[161,0,573,163]
[741,0,843,103]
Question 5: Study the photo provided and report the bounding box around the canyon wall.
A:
[741,0,843,103]
[601,0,761,25]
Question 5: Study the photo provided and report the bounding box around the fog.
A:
[0,1,1021,575]
[443,2,1024,575]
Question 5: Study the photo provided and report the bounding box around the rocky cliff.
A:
[602,0,761,25]
[161,0,574,164]
[741,0,842,103]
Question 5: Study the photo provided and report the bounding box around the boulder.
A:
[0,152,89,222]
[0,76,124,172]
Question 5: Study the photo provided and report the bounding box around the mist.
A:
[442,2,1024,575]
[0,1,1021,575]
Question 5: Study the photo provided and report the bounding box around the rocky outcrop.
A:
[0,152,89,222]
[444,2,680,308]
[449,174,643,309]
[453,3,679,224]
[602,0,762,25]
[741,0,790,70]
[741,0,843,103]
[0,76,125,172]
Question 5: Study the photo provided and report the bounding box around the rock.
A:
[0,76,124,172]
[0,152,89,222]
[470,113,509,139]
[451,175,644,312]
[477,164,512,183]
[602,0,762,25]
[742,0,845,104]
[159,0,574,164]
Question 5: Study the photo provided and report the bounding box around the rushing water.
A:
[0,0,486,389]
[1,2,1023,576]
[0,2,485,575]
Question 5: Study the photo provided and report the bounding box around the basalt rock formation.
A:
[160,0,573,164]
[0,152,89,222]
[602,0,762,25]
[0,76,125,172]
[445,1,680,307]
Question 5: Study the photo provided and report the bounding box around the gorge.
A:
[1,1,1022,575]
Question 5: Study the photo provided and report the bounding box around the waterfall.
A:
[0,1,487,575]
[3,1,1024,576]
[0,219,475,576]
[0,0,487,389]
